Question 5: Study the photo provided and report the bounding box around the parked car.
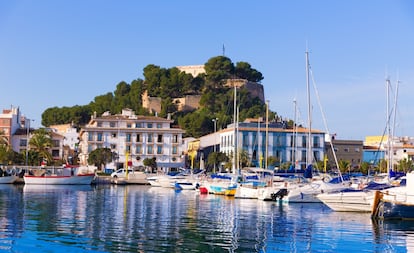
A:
[110,169,133,178]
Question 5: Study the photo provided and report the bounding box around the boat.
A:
[202,173,239,195]
[0,167,22,184]
[23,165,96,185]
[234,167,274,199]
[0,175,19,184]
[372,172,414,220]
[284,176,352,203]
[317,181,393,212]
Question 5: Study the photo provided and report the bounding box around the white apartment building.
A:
[79,109,185,171]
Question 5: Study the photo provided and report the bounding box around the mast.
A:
[232,80,237,174]
[305,50,312,167]
[386,77,391,176]
[292,98,298,170]
[258,116,261,168]
[391,79,399,176]
[265,100,269,169]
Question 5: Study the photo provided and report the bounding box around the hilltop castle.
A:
[142,65,265,114]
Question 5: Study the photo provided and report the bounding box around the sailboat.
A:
[318,77,401,211]
[284,49,351,203]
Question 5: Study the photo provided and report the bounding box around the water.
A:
[0,184,413,253]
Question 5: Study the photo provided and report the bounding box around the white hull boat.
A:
[317,181,394,212]
[0,175,19,184]
[24,166,96,185]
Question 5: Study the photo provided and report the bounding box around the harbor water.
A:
[0,184,413,253]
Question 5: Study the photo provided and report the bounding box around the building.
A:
[0,106,24,149]
[325,138,363,169]
[363,135,414,169]
[194,118,325,172]
[79,108,185,171]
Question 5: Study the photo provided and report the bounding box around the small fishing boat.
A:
[23,165,96,185]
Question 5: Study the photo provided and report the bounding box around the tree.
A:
[206,151,229,172]
[234,61,264,82]
[143,157,157,173]
[360,161,371,175]
[29,128,53,165]
[87,148,114,170]
[338,160,351,174]
[397,158,413,173]
[267,156,278,169]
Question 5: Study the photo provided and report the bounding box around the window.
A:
[136,134,141,142]
[136,145,142,154]
[172,135,178,143]
[110,122,116,128]
[157,145,163,154]
[157,134,163,143]
[302,136,307,148]
[126,145,131,152]
[148,134,153,143]
[344,148,349,152]
[127,123,132,128]
[88,133,93,141]
[135,122,142,128]
[157,123,162,128]
[147,145,153,154]
[20,139,27,147]
[172,146,178,154]
[97,133,103,141]
[147,123,153,128]
[313,136,320,148]
[126,133,132,142]
[52,140,60,147]
[97,122,102,127]
[301,150,306,162]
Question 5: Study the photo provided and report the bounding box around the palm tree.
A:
[0,130,9,146]
[29,128,53,165]
[338,160,351,174]
[397,158,413,173]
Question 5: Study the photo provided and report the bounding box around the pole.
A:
[212,118,218,173]
[305,50,312,167]
[265,100,269,169]
[25,118,31,166]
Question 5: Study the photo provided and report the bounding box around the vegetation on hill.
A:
[41,56,276,137]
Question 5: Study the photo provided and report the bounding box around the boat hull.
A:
[0,176,18,184]
[24,174,95,185]
[317,191,373,212]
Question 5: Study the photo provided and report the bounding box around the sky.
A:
[1,1,414,141]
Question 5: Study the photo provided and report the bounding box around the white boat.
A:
[284,179,351,203]
[23,166,96,185]
[0,167,21,184]
[202,173,239,195]
[147,169,203,188]
[234,167,274,199]
[0,175,19,184]
[317,181,395,212]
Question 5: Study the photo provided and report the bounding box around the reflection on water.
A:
[0,184,413,252]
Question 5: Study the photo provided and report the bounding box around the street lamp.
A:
[212,118,218,172]
[25,119,34,166]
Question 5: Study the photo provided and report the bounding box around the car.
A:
[110,169,133,178]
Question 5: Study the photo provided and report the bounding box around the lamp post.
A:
[212,118,218,172]
[25,119,33,166]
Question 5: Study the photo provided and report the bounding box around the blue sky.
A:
[1,1,413,140]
